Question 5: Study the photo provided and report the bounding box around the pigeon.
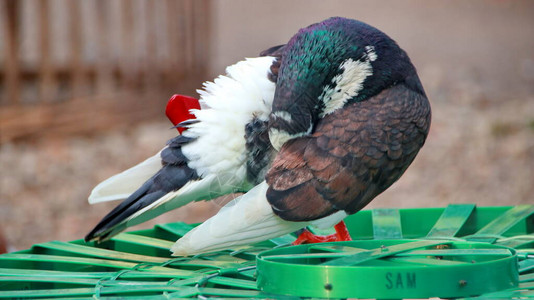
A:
[85,17,431,256]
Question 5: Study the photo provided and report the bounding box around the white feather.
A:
[319,46,378,117]
[89,173,239,241]
[88,57,276,206]
[88,151,162,204]
[171,181,306,256]
[171,181,348,256]
[122,173,236,227]
[181,57,276,185]
[310,210,348,229]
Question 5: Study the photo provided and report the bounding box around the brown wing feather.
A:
[266,83,431,221]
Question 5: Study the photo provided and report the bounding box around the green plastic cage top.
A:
[0,204,533,299]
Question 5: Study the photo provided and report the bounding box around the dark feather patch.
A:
[175,119,200,128]
[259,44,286,57]
[265,83,431,222]
[161,146,188,165]
[260,44,285,83]
[245,118,275,185]
[167,135,196,147]
[162,136,197,165]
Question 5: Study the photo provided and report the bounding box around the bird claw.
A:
[292,221,352,245]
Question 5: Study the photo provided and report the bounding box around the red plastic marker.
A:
[165,94,201,134]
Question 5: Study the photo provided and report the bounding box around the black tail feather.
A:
[84,178,164,241]
[85,135,199,242]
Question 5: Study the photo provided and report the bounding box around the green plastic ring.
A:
[256,239,519,299]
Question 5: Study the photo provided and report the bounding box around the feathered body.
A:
[86,17,431,256]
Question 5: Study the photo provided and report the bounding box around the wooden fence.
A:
[0,0,211,143]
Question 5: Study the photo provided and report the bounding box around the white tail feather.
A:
[171,181,306,256]
[88,173,240,241]
[88,151,162,204]
[123,173,236,227]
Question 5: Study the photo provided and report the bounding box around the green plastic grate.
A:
[0,204,532,299]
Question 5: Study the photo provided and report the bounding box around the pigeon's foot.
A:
[292,221,352,245]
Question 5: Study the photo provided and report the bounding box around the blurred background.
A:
[0,0,533,252]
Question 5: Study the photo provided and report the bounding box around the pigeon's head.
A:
[269,17,425,149]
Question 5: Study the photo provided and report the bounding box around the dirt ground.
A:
[1,1,534,251]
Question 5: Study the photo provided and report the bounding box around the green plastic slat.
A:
[0,287,97,298]
[266,234,296,246]
[466,288,534,299]
[1,286,177,298]
[37,298,107,300]
[111,233,175,249]
[467,205,534,243]
[321,240,449,266]
[496,235,534,249]
[396,248,513,257]
[166,286,199,298]
[519,258,534,273]
[0,267,183,280]
[519,281,534,289]
[0,282,263,299]
[0,275,99,285]
[474,281,534,299]
[35,240,169,263]
[516,249,534,258]
[0,253,185,274]
[155,222,195,238]
[195,287,268,298]
[372,208,403,239]
[166,257,247,270]
[1,277,194,289]
[166,274,257,290]
[307,244,365,253]
[260,249,364,261]
[0,272,256,293]
[203,276,257,290]
[387,256,469,266]
[168,287,268,298]
[0,253,138,269]
[0,267,110,278]
[94,283,188,294]
[426,204,476,238]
